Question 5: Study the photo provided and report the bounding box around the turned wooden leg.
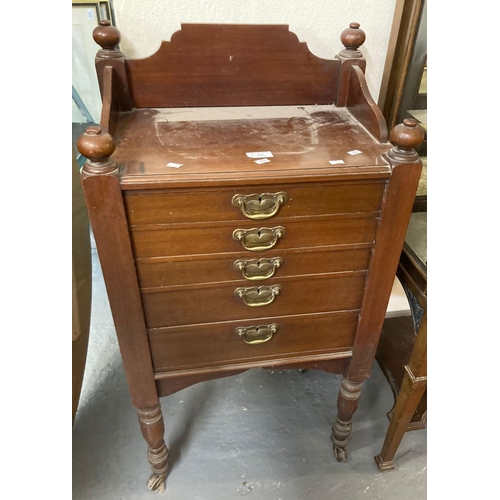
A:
[375,312,427,471]
[331,377,364,461]
[137,404,170,492]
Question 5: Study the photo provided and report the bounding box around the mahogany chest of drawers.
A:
[77,21,423,492]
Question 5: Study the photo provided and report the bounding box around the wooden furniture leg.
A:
[331,120,423,463]
[332,378,364,461]
[375,312,427,471]
[78,127,169,491]
[137,404,170,492]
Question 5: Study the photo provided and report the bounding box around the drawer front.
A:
[137,247,372,288]
[148,311,358,372]
[142,273,366,328]
[131,217,378,259]
[124,181,385,225]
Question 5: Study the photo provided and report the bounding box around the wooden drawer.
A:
[142,272,366,328]
[137,246,372,288]
[124,181,385,226]
[131,216,378,259]
[148,310,358,372]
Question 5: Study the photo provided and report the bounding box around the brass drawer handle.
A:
[232,226,285,251]
[233,257,283,281]
[235,323,279,345]
[234,284,282,307]
[232,192,288,220]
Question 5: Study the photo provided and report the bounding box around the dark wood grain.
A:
[331,377,364,461]
[155,356,350,387]
[81,170,158,409]
[136,404,169,491]
[113,106,392,190]
[124,181,385,226]
[347,65,388,142]
[156,357,349,397]
[335,22,366,109]
[96,59,133,112]
[121,165,392,191]
[92,19,132,112]
[149,310,358,372]
[335,22,367,107]
[329,119,423,460]
[136,246,372,289]
[93,20,133,112]
[126,24,340,108]
[155,357,349,396]
[99,66,120,136]
[346,158,422,383]
[130,216,379,259]
[142,272,366,328]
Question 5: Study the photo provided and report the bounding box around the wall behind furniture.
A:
[113,0,396,101]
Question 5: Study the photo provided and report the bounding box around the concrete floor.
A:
[73,248,427,499]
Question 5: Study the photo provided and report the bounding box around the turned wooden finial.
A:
[77,125,117,174]
[388,119,425,162]
[340,22,366,58]
[93,20,123,59]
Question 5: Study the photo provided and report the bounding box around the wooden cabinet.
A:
[77,21,424,492]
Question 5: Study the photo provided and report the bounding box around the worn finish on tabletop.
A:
[78,21,424,492]
[113,105,392,189]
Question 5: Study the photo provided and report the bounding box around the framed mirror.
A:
[379,0,427,212]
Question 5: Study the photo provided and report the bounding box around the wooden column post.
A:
[92,20,132,111]
[336,22,367,107]
[77,126,169,491]
[331,119,425,461]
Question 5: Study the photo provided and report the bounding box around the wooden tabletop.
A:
[113,105,392,189]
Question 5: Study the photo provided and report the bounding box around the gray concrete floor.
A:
[73,248,427,499]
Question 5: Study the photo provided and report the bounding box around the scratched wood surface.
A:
[113,105,392,189]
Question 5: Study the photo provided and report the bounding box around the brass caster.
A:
[147,472,167,493]
[334,446,347,462]
[374,454,395,472]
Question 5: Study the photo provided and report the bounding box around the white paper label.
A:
[87,9,95,20]
[347,150,362,155]
[246,151,273,159]
[255,158,271,164]
[329,160,345,165]
[166,162,183,168]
